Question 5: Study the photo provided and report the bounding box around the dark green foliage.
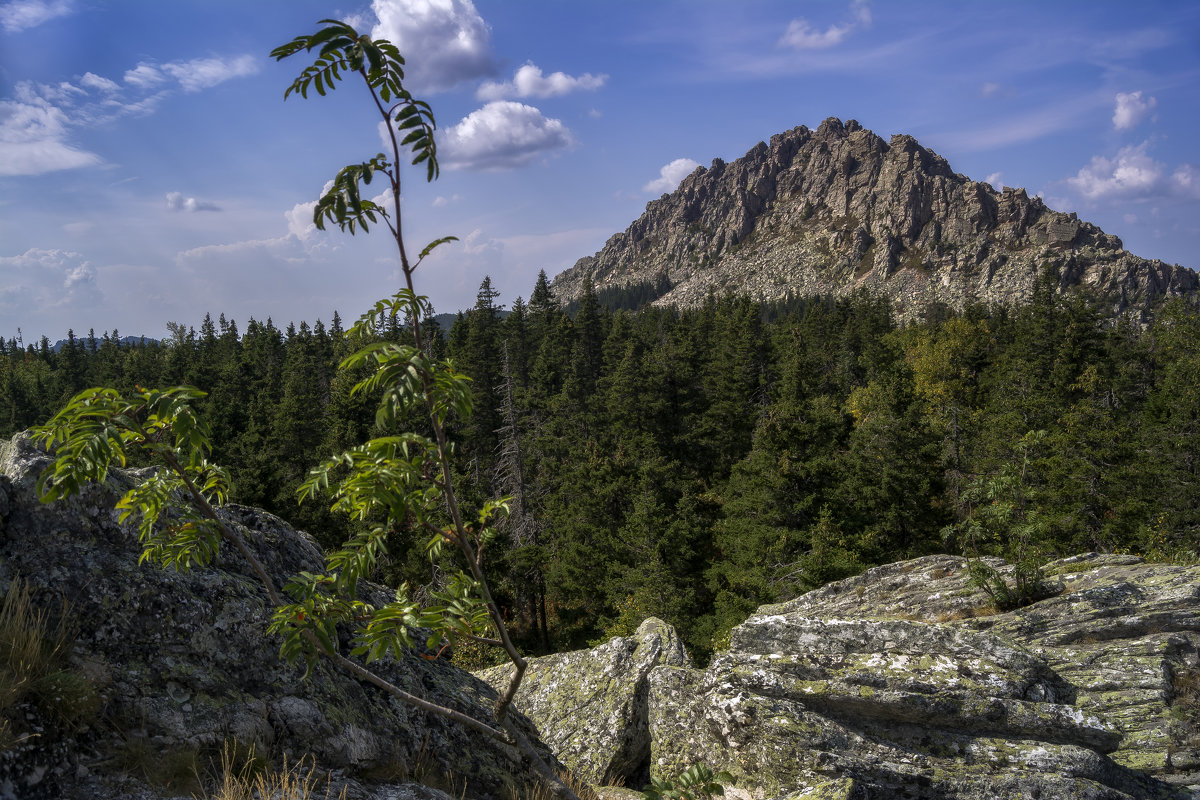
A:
[8,274,1200,659]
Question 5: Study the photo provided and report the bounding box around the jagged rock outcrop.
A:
[477,617,690,788]
[0,433,555,800]
[552,117,1198,322]
[646,553,1200,799]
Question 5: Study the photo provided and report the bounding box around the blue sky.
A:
[2,0,1198,343]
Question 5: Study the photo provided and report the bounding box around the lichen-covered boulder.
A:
[649,554,1200,799]
[477,617,691,786]
[0,432,555,800]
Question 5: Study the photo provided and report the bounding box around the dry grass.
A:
[207,742,347,800]
[0,576,99,750]
[504,768,601,800]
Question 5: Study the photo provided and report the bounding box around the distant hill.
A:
[50,335,159,353]
[552,117,1198,322]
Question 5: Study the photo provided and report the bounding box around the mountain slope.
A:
[552,117,1197,321]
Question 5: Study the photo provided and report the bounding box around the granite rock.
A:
[0,432,555,800]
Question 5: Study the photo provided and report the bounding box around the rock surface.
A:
[646,553,1200,799]
[0,432,555,800]
[477,617,691,787]
[552,117,1198,323]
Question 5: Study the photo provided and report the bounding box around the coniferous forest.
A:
[3,269,1199,662]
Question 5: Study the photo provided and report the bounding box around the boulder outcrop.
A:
[492,552,1200,798]
[551,117,1198,323]
[477,617,690,787]
[0,432,554,800]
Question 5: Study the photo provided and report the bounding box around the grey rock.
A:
[551,117,1197,324]
[0,431,555,800]
[646,553,1200,799]
[477,617,691,786]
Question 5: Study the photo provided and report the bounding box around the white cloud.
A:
[643,158,701,194]
[432,194,461,207]
[459,228,502,257]
[779,0,871,50]
[124,63,165,89]
[477,63,607,101]
[985,172,1003,191]
[166,192,221,212]
[0,0,73,33]
[1172,164,1200,199]
[286,200,319,243]
[1069,142,1164,200]
[0,248,99,324]
[125,56,258,93]
[1067,141,1200,203]
[439,101,573,171]
[79,72,119,93]
[1112,90,1157,131]
[162,55,259,92]
[0,98,102,175]
[370,0,496,93]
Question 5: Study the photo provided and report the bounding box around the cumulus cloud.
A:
[1069,142,1163,200]
[370,0,496,93]
[1112,90,1157,131]
[439,101,573,171]
[643,158,701,194]
[0,98,102,175]
[779,0,871,50]
[1068,141,1200,202]
[166,192,221,212]
[477,63,607,101]
[0,0,73,33]
[985,172,1003,191]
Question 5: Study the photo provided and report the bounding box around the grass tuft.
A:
[0,576,99,749]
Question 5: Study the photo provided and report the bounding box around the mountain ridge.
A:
[551,117,1197,322]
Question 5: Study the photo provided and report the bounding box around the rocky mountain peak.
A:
[553,117,1197,321]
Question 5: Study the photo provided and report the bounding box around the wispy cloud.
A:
[933,90,1111,151]
[477,63,607,101]
[0,97,102,175]
[162,55,259,92]
[0,247,99,327]
[0,0,74,33]
[126,55,259,93]
[779,0,871,50]
[1,53,257,176]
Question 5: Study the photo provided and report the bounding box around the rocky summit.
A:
[552,117,1198,322]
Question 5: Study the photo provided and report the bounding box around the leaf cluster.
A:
[271,18,440,242]
[644,764,733,800]
[33,386,230,571]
